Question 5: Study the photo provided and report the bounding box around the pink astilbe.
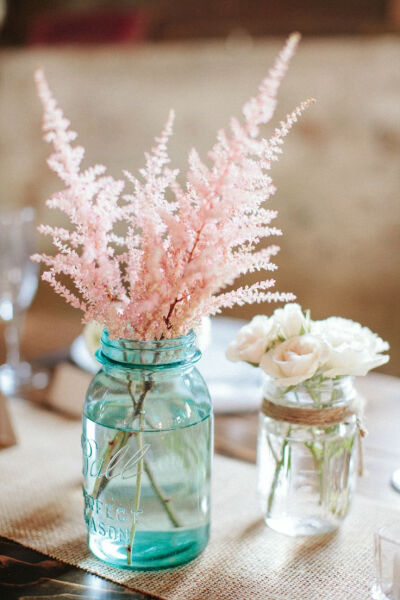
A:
[33,33,314,340]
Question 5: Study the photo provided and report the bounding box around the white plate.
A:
[70,317,263,414]
[70,335,99,374]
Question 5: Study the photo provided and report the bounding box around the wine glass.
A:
[0,206,48,396]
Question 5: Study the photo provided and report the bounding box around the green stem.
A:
[305,439,324,505]
[266,434,279,463]
[304,381,320,407]
[143,459,181,528]
[127,412,144,566]
[87,344,182,566]
[127,377,181,525]
[88,381,181,528]
[126,376,182,564]
[86,430,130,524]
[267,426,291,515]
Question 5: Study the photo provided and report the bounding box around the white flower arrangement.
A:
[226,303,389,387]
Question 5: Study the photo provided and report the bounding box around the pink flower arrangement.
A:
[33,33,314,340]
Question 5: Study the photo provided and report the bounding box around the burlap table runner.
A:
[0,398,394,600]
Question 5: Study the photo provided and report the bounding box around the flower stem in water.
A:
[267,425,292,515]
[127,411,145,566]
[143,458,181,528]
[126,376,181,565]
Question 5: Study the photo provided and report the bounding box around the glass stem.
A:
[5,311,23,369]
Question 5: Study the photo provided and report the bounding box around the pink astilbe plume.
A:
[33,33,314,340]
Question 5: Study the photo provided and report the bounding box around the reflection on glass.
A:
[373,522,400,600]
[0,207,48,395]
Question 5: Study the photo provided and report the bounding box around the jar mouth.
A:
[98,328,201,368]
[263,375,356,409]
[101,328,196,350]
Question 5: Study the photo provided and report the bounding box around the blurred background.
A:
[0,0,399,374]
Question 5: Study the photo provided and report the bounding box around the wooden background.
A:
[0,3,398,375]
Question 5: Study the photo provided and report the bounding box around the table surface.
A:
[0,365,399,598]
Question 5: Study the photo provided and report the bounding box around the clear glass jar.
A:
[81,329,213,570]
[257,376,358,537]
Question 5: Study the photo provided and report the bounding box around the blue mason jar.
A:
[81,329,213,569]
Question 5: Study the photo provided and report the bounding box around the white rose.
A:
[259,334,329,387]
[273,303,308,339]
[226,315,277,365]
[312,317,389,377]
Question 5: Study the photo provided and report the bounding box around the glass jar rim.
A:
[101,328,196,350]
[264,374,354,390]
[97,328,201,369]
[263,375,356,409]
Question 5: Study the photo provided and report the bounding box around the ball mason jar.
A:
[257,376,359,537]
[82,329,213,569]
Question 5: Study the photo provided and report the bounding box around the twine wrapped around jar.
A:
[261,394,367,476]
